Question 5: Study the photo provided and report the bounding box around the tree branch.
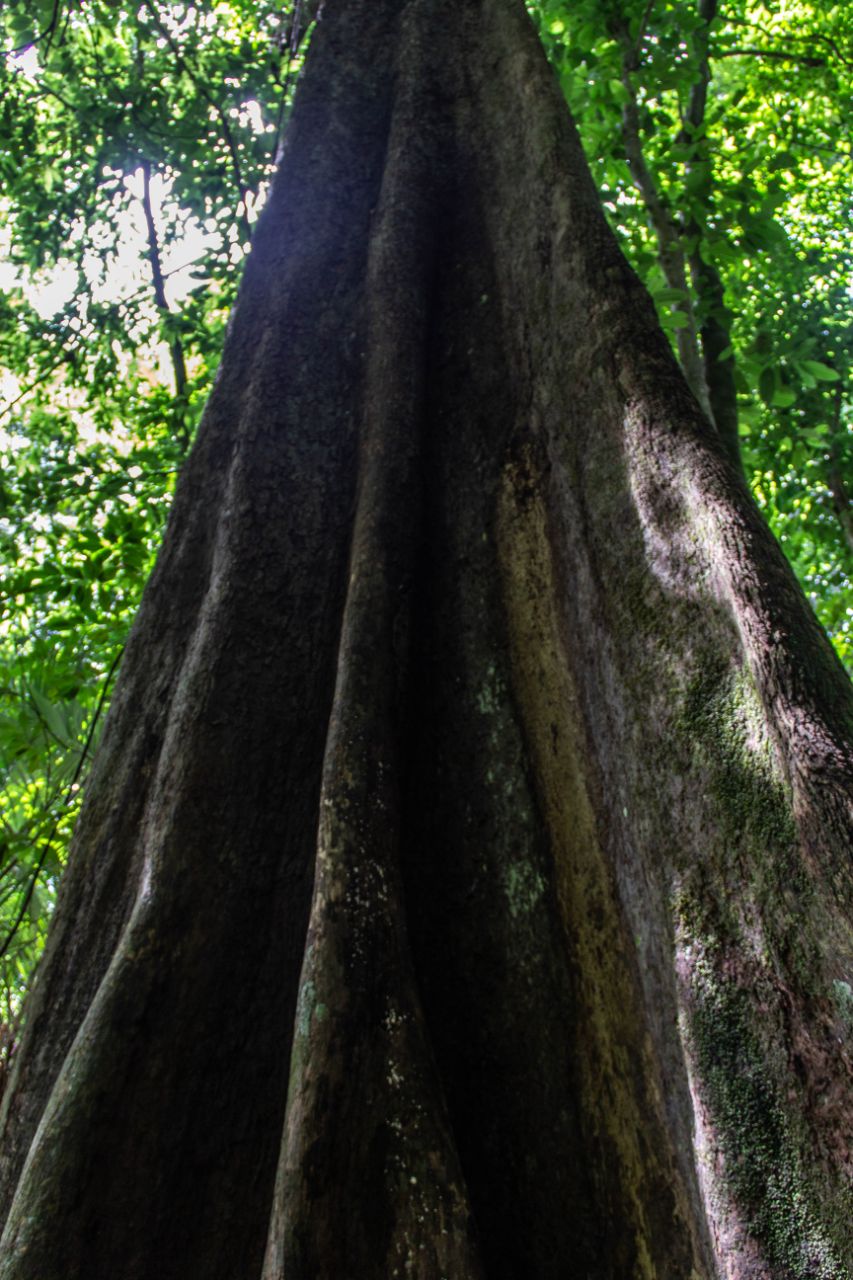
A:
[722,17,852,68]
[141,158,190,447]
[6,0,62,55]
[715,47,825,66]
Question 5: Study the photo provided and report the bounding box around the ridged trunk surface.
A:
[1,1,851,1277]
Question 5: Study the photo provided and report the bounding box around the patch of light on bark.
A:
[622,406,707,602]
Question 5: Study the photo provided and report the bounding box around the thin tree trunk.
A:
[690,251,741,468]
[681,0,742,473]
[614,31,714,423]
[0,1,851,1277]
[141,158,190,446]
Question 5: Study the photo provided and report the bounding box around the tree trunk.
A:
[1,1,851,1277]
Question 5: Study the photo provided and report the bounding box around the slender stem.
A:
[9,0,61,54]
[715,48,824,66]
[141,159,190,448]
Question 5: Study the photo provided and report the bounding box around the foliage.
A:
[0,0,850,1056]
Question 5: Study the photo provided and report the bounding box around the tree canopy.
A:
[0,0,851,1055]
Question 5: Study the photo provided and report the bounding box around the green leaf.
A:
[30,690,70,745]
[801,360,840,382]
[652,287,690,305]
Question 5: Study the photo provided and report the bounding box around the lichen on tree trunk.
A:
[0,1,851,1277]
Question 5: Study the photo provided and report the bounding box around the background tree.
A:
[0,0,851,1276]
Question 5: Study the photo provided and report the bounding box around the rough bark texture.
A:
[1,1,851,1277]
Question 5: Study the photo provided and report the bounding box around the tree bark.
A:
[1,1,851,1277]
